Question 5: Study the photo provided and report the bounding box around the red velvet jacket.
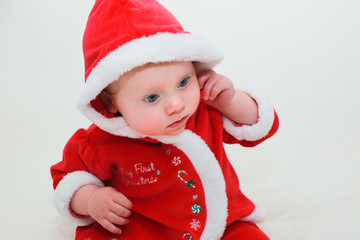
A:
[51,89,279,240]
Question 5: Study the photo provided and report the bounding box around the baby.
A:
[51,0,279,239]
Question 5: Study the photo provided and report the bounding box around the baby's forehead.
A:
[105,65,148,93]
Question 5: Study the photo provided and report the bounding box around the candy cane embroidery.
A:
[177,170,196,188]
[182,233,192,240]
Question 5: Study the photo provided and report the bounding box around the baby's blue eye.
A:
[144,94,159,103]
[178,77,189,88]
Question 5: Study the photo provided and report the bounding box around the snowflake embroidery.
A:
[190,219,201,231]
[172,156,181,166]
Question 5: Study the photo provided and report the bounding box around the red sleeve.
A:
[50,128,110,225]
[50,128,109,190]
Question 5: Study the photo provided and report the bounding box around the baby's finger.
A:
[108,211,130,226]
[208,81,225,101]
[98,218,123,235]
[202,76,218,100]
[112,191,133,210]
[111,202,132,218]
[197,70,214,89]
[197,74,209,89]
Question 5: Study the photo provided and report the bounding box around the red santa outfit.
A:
[50,0,279,239]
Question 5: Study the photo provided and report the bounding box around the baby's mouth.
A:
[168,116,187,128]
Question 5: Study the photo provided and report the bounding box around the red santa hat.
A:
[77,0,224,136]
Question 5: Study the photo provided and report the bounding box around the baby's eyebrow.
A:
[134,88,158,99]
[178,73,192,81]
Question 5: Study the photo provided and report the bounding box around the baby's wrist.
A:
[219,90,258,125]
[71,184,101,216]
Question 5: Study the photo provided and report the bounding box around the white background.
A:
[0,0,359,239]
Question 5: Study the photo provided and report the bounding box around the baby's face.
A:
[108,61,200,136]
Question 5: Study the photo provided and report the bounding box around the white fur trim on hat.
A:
[77,32,223,137]
[223,84,275,141]
[53,171,105,226]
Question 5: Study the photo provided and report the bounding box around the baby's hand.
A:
[198,70,236,109]
[87,186,132,234]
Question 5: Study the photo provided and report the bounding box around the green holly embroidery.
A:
[186,180,196,188]
[111,164,118,171]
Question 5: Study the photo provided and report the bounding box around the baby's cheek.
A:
[134,116,165,136]
[138,124,164,136]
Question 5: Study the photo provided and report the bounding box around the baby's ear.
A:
[100,90,118,114]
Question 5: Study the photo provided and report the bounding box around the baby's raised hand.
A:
[86,186,132,234]
[198,70,258,125]
[198,70,236,109]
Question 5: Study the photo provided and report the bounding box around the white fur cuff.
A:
[53,171,105,226]
[223,84,275,142]
[238,202,266,223]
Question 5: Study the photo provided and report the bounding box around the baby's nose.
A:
[165,95,185,115]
